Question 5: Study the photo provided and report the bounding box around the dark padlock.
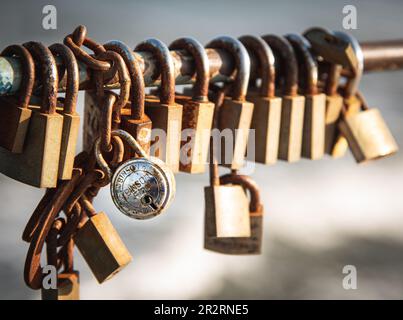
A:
[262,35,305,162]
[239,35,282,165]
[169,37,215,173]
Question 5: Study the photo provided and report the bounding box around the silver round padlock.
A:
[95,129,175,220]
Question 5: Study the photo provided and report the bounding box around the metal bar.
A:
[0,39,403,96]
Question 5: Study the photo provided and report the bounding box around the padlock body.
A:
[247,93,282,165]
[145,99,183,173]
[204,185,251,238]
[58,112,80,180]
[339,108,398,163]
[302,93,326,160]
[176,95,215,174]
[74,212,132,283]
[0,111,63,188]
[324,94,344,154]
[218,98,254,170]
[83,91,102,153]
[278,95,305,162]
[0,97,32,153]
[41,271,80,300]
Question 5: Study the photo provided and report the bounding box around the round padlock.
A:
[95,129,175,220]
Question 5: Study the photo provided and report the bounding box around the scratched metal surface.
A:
[0,0,403,299]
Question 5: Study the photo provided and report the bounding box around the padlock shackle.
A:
[169,37,210,101]
[135,38,176,105]
[262,34,299,96]
[239,35,276,98]
[49,43,79,114]
[206,36,251,101]
[285,34,319,95]
[1,44,35,109]
[104,40,146,120]
[22,41,58,114]
[46,219,64,268]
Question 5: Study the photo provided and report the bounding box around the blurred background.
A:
[0,0,403,299]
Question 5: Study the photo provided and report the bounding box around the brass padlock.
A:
[135,39,183,173]
[338,92,398,163]
[206,36,254,170]
[0,45,34,153]
[286,34,326,160]
[205,173,263,255]
[239,35,282,165]
[262,35,305,162]
[104,40,152,157]
[74,198,132,284]
[169,37,215,173]
[0,42,63,188]
[49,43,80,180]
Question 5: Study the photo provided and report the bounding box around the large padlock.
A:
[49,43,80,180]
[239,35,282,165]
[104,40,152,157]
[0,45,34,153]
[95,129,176,220]
[286,34,326,160]
[206,36,254,170]
[338,92,398,163]
[135,39,183,172]
[0,42,63,188]
[262,35,305,162]
[169,37,215,173]
[205,173,263,255]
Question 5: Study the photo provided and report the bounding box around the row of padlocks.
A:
[0,25,398,299]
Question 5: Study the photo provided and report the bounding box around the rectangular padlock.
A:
[41,271,80,300]
[325,94,344,154]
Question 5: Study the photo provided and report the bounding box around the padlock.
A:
[169,37,215,173]
[0,42,63,188]
[49,43,80,180]
[206,36,254,170]
[0,45,34,153]
[286,34,326,160]
[95,129,176,220]
[74,198,132,284]
[338,92,398,163]
[205,173,263,254]
[262,35,305,162]
[135,39,183,172]
[239,35,281,165]
[104,40,152,157]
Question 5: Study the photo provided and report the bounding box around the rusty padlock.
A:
[205,173,263,255]
[0,42,63,188]
[239,35,282,165]
[169,37,215,173]
[262,35,305,162]
[286,34,326,160]
[0,45,35,153]
[206,36,254,170]
[49,43,80,180]
[135,39,183,173]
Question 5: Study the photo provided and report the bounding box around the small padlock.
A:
[74,197,132,284]
[0,42,63,188]
[286,33,326,160]
[104,40,152,157]
[239,35,282,165]
[169,37,215,173]
[262,35,305,162]
[49,43,80,180]
[0,45,34,153]
[205,173,263,254]
[206,36,254,170]
[135,39,183,172]
[95,129,176,220]
[338,92,398,163]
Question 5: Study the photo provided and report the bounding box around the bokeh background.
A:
[0,0,403,299]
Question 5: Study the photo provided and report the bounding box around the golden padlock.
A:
[240,35,282,165]
[262,34,305,162]
[170,37,215,173]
